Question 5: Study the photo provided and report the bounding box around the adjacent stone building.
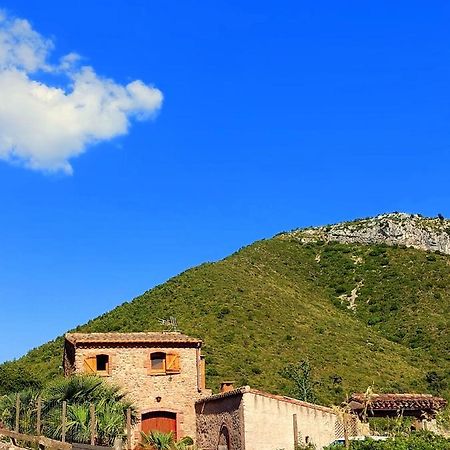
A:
[196,387,340,450]
[64,332,211,441]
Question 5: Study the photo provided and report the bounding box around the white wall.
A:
[243,392,337,450]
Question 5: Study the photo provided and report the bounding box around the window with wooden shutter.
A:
[150,352,166,374]
[96,354,110,376]
[83,356,96,374]
[166,353,180,374]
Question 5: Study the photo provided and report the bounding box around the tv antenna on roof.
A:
[158,316,180,332]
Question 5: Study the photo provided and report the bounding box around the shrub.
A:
[324,431,450,450]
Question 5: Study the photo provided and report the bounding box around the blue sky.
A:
[0,1,449,363]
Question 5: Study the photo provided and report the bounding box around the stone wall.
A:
[195,394,245,450]
[242,391,337,450]
[73,343,210,442]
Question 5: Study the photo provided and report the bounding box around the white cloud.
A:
[0,11,163,174]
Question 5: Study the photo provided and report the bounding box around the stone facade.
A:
[64,333,211,443]
[196,387,340,450]
[195,392,245,450]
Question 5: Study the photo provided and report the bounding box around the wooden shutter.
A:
[83,356,97,374]
[165,353,180,373]
[200,355,206,390]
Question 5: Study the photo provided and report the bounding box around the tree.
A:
[281,360,317,403]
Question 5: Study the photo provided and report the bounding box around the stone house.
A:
[63,332,355,449]
[64,332,211,441]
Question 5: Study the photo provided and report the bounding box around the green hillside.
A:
[2,218,449,405]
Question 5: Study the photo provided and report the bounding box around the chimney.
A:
[220,381,235,393]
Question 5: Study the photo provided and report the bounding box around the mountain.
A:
[2,213,449,405]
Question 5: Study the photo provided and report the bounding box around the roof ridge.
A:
[65,331,202,345]
[196,386,333,414]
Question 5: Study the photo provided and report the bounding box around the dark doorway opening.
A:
[218,425,230,450]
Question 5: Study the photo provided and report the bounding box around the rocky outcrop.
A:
[282,213,450,255]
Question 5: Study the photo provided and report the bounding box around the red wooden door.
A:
[141,411,177,437]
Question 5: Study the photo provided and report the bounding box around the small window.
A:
[149,352,180,375]
[151,352,166,372]
[96,354,109,372]
[83,354,110,376]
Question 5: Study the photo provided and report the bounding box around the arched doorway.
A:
[218,425,230,450]
[141,411,177,438]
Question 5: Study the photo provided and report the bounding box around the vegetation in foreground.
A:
[139,431,195,450]
[324,431,450,450]
[0,375,135,445]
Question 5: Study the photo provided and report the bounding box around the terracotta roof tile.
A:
[65,332,202,345]
[349,393,447,412]
[196,386,334,414]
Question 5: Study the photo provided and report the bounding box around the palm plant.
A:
[139,431,176,450]
[65,403,92,444]
[0,393,16,429]
[139,431,195,450]
[42,376,136,444]
[0,389,40,434]
[0,375,136,445]
[43,375,126,406]
[174,436,195,450]
[96,399,130,445]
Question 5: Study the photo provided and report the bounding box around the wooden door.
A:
[141,411,177,437]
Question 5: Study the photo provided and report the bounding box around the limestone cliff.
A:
[282,212,450,255]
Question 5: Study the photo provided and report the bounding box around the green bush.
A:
[324,431,450,450]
